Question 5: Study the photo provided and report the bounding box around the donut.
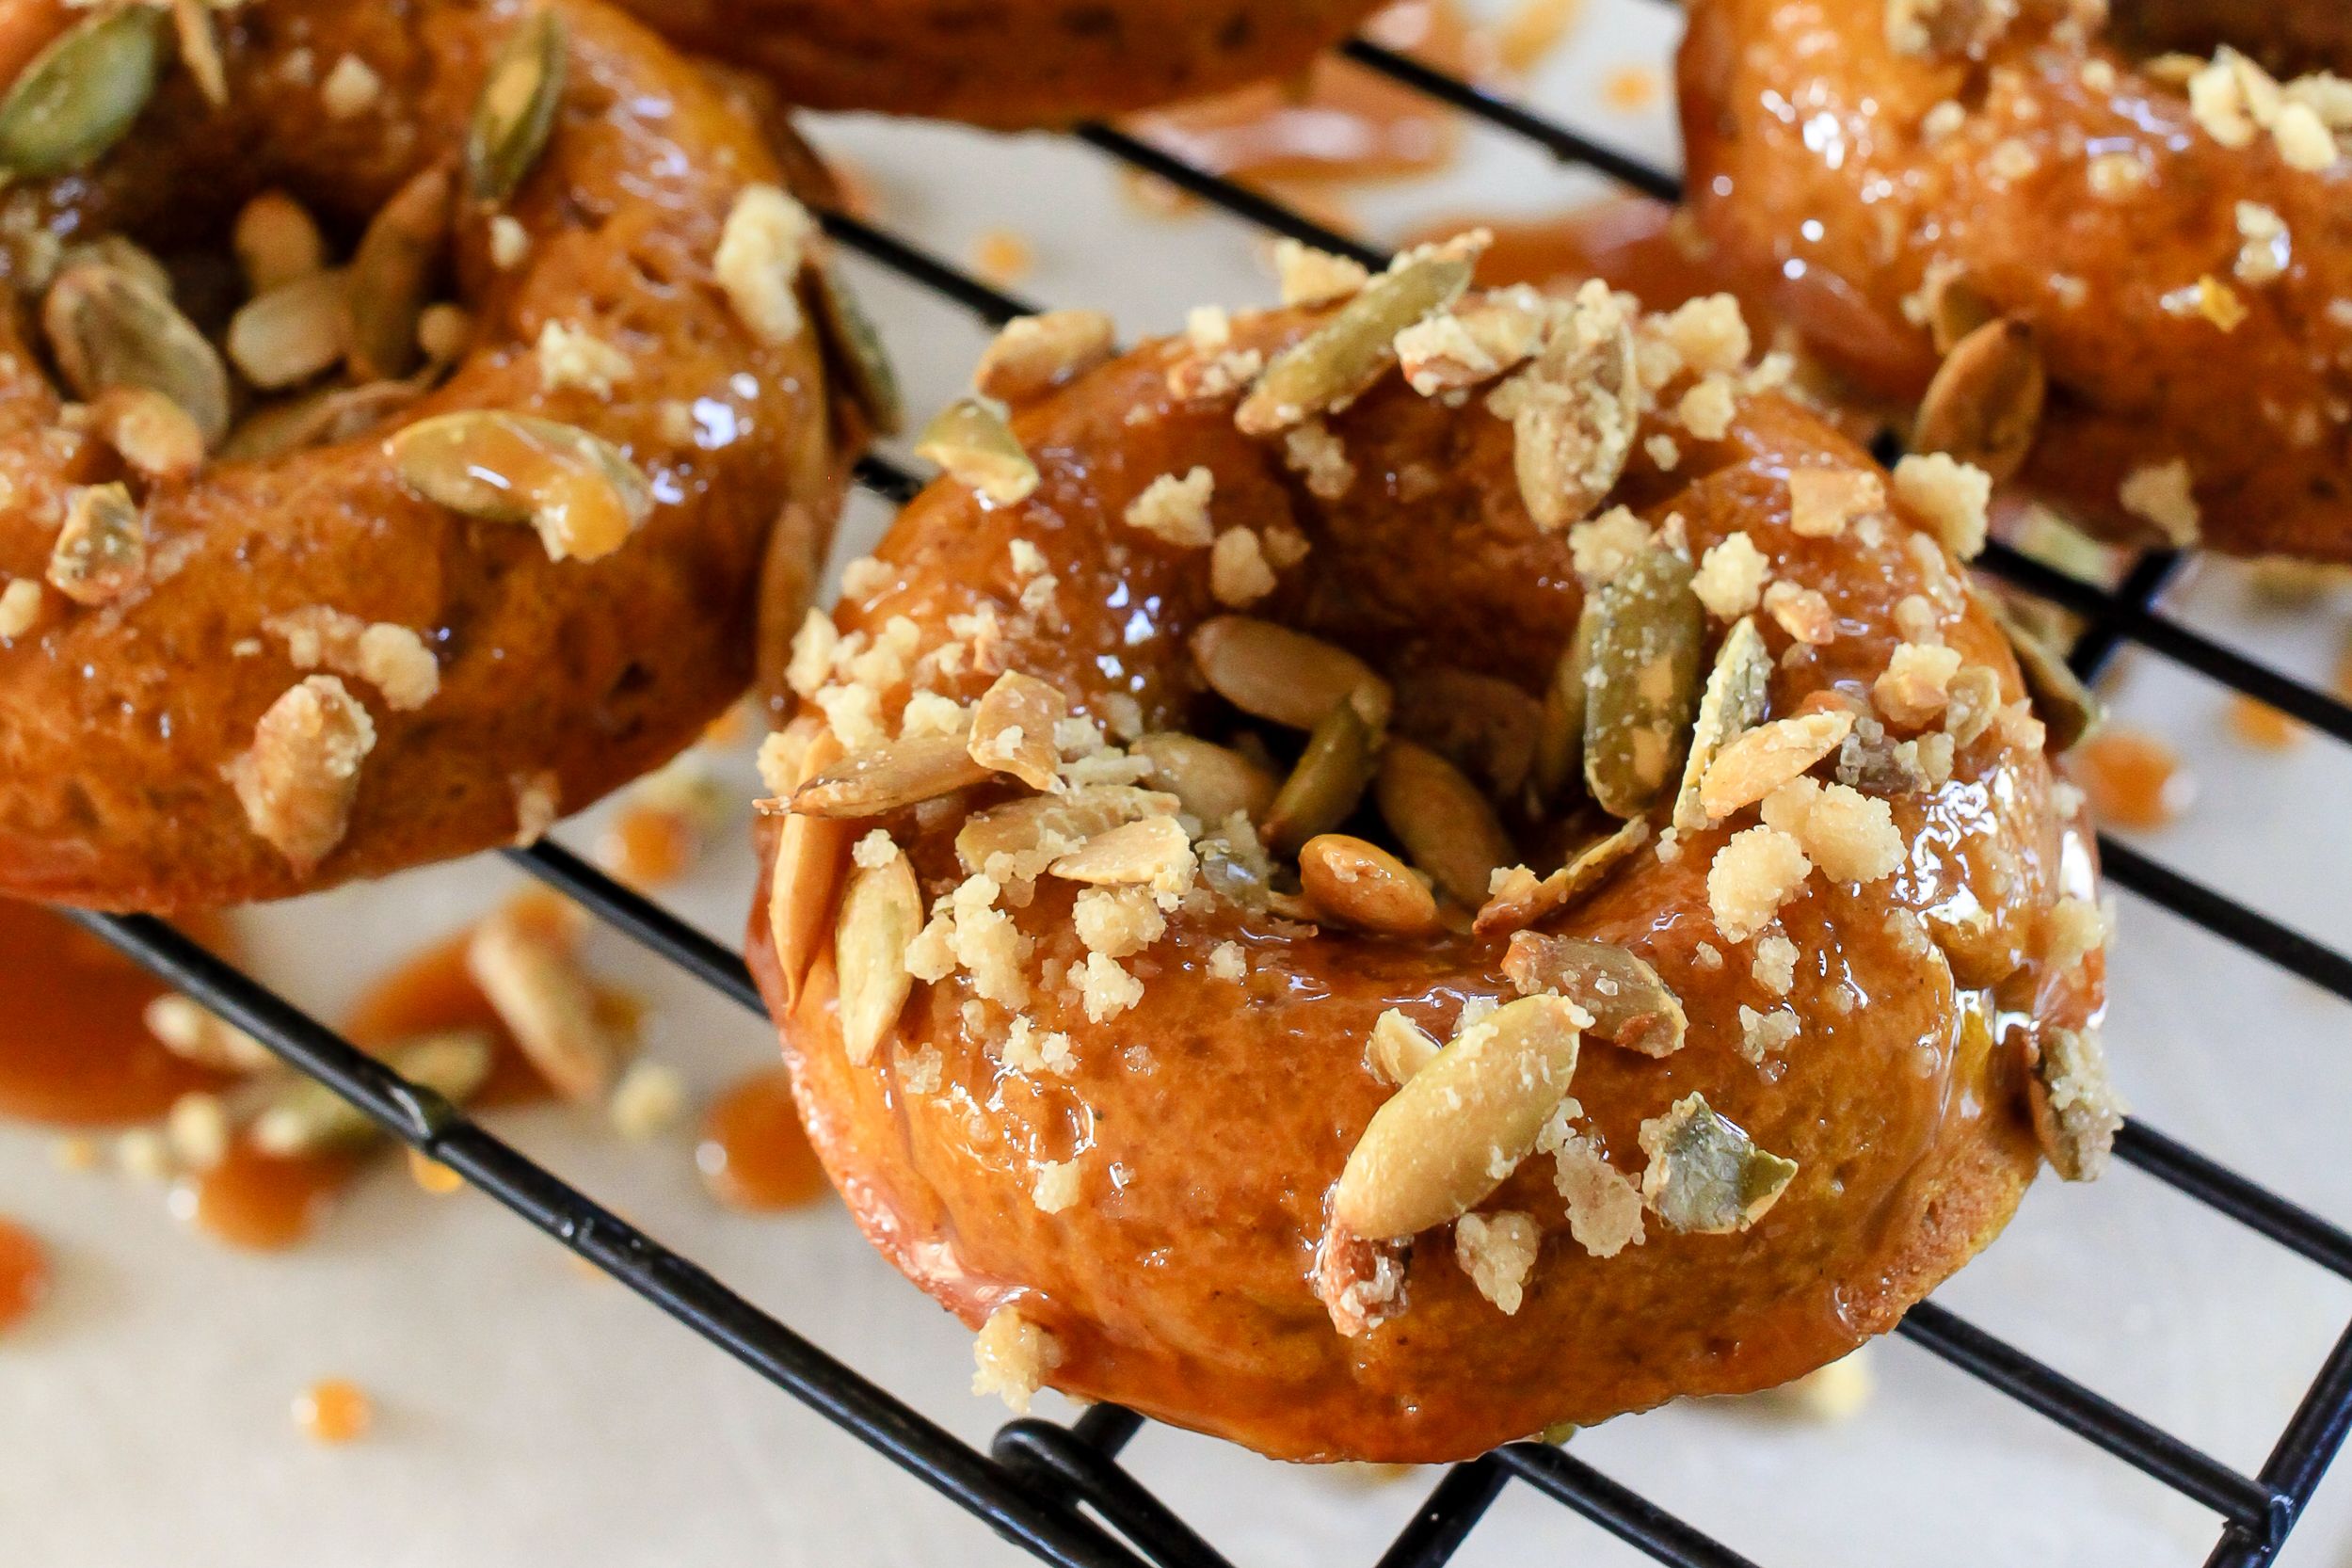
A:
[611,0,1392,130]
[0,0,873,911]
[744,240,2116,1461]
[1679,0,2352,560]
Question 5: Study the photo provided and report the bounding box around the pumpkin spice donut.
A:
[0,0,877,911]
[612,0,1392,130]
[745,238,2119,1462]
[1680,0,2352,560]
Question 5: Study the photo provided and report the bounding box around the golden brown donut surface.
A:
[612,0,1390,129]
[1680,0,2352,559]
[0,0,865,911]
[747,252,2115,1462]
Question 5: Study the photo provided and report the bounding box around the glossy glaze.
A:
[697,1065,830,1211]
[1681,0,2352,559]
[0,1214,49,1333]
[748,296,2101,1460]
[0,0,856,912]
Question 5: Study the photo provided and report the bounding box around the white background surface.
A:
[8,1,2352,1562]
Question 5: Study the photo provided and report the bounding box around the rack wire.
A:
[60,12,2352,1567]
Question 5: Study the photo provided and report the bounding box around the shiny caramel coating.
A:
[613,0,1390,130]
[746,300,2103,1461]
[1680,0,2352,559]
[0,0,857,911]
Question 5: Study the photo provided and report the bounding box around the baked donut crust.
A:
[1680,0,2352,559]
[612,0,1391,130]
[746,263,2111,1461]
[0,0,860,911]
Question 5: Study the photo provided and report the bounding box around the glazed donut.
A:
[745,241,2115,1461]
[612,0,1391,129]
[1680,0,2352,559]
[0,0,872,911]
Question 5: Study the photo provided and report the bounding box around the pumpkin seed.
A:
[1048,814,1195,892]
[1532,597,1602,806]
[1189,615,1392,731]
[388,410,652,562]
[768,728,852,1005]
[0,6,162,176]
[1981,591,2102,752]
[90,385,203,479]
[1638,1093,1797,1234]
[1700,710,1855,822]
[811,257,904,435]
[1502,932,1686,1057]
[223,379,420,461]
[954,785,1182,880]
[1920,266,1996,357]
[46,481,144,605]
[168,0,227,106]
[915,396,1037,504]
[1507,296,1640,532]
[973,309,1114,406]
[1912,316,2045,483]
[834,847,922,1065]
[227,269,351,390]
[792,728,996,819]
[233,190,328,294]
[1391,665,1542,797]
[1234,250,1474,435]
[967,669,1066,792]
[346,166,452,382]
[250,1031,494,1156]
[42,261,231,447]
[1131,732,1277,825]
[1262,696,1378,857]
[1474,816,1649,937]
[1671,615,1770,832]
[1331,994,1583,1240]
[2026,1024,2122,1182]
[1367,1008,1441,1084]
[59,234,171,297]
[466,8,568,202]
[467,906,629,1103]
[1298,833,1439,936]
[1583,544,1703,818]
[1374,740,1512,907]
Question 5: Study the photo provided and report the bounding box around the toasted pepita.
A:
[1047,814,1194,891]
[1921,268,1996,357]
[466,8,568,202]
[1374,740,1512,907]
[89,385,203,480]
[953,785,1180,879]
[1672,616,1770,832]
[168,0,228,106]
[388,410,652,562]
[916,397,1038,504]
[1474,816,1649,937]
[1701,710,1854,822]
[1330,995,1584,1240]
[0,6,161,176]
[1533,597,1601,807]
[1502,932,1686,1057]
[467,908,627,1103]
[227,269,351,390]
[1262,696,1378,856]
[811,258,904,435]
[346,166,452,383]
[224,379,420,461]
[1391,665,1542,797]
[1131,732,1277,825]
[1189,615,1392,731]
[968,670,1067,792]
[42,262,231,447]
[1980,591,2102,752]
[250,1031,494,1156]
[46,482,144,605]
[1912,316,2045,483]
[1234,249,1475,436]
[233,190,328,295]
[1506,295,1641,532]
[1638,1093,1797,1234]
[973,309,1114,406]
[768,728,852,1005]
[2026,1024,2123,1181]
[1584,544,1704,818]
[792,728,996,819]
[1367,1008,1441,1084]
[1298,834,1438,936]
[834,847,922,1065]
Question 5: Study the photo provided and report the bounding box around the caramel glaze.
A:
[0,0,858,912]
[613,0,1390,131]
[0,1214,49,1332]
[1680,0,2352,560]
[0,901,232,1126]
[746,298,2103,1460]
[698,1065,830,1212]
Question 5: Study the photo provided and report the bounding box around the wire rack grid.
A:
[61,12,2352,1568]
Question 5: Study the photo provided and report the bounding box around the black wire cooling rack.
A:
[62,15,2352,1568]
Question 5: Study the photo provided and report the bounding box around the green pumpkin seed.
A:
[0,6,162,176]
[1637,1092,1797,1234]
[1979,589,2102,752]
[1532,595,1601,807]
[346,166,452,382]
[915,396,1037,504]
[1583,544,1703,818]
[1262,696,1379,858]
[1912,315,2045,484]
[41,261,231,447]
[222,379,421,462]
[1502,932,1687,1058]
[1671,615,1770,833]
[811,257,904,435]
[1234,250,1474,436]
[388,410,651,562]
[250,1030,494,1156]
[466,8,568,202]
